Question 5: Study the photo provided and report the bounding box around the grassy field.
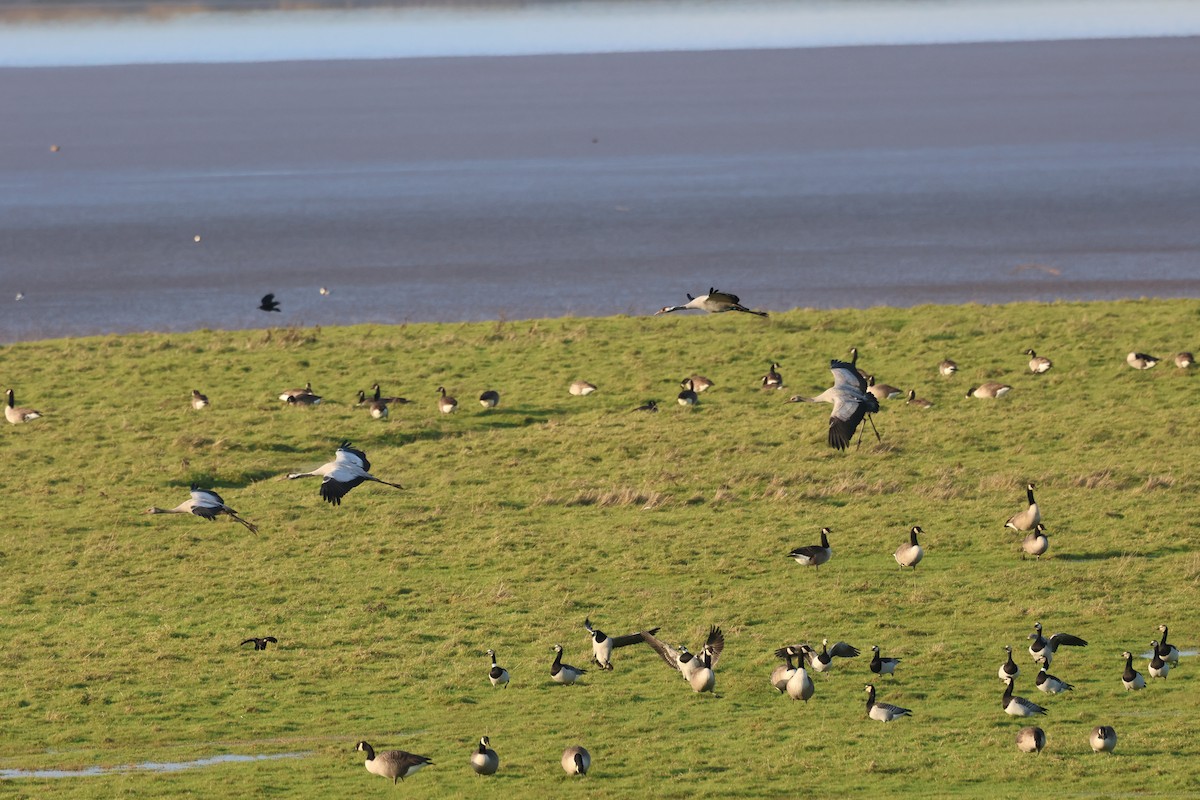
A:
[0,299,1198,798]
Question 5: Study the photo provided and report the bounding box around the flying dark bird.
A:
[787,359,880,450]
[285,441,403,506]
[144,485,259,533]
[655,288,768,317]
[258,293,281,312]
[240,636,278,650]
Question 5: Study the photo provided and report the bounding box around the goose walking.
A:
[1156,625,1180,666]
[938,359,959,376]
[1127,352,1159,370]
[677,378,699,406]
[285,441,403,506]
[240,636,278,650]
[787,527,832,569]
[641,626,724,689]
[1090,725,1117,753]
[569,380,597,396]
[655,288,768,316]
[770,647,799,692]
[258,293,281,312]
[470,736,499,776]
[761,363,783,390]
[999,646,1020,682]
[866,376,902,401]
[4,389,42,424]
[550,644,587,685]
[1148,642,1169,679]
[1176,352,1194,368]
[1005,483,1041,532]
[1121,651,1145,690]
[584,618,659,670]
[1022,524,1050,560]
[967,382,1012,398]
[479,390,500,409]
[144,485,259,533]
[905,389,932,409]
[486,649,510,688]
[190,389,209,410]
[894,526,924,570]
[1024,349,1053,373]
[561,746,590,776]
[870,645,901,678]
[786,359,880,451]
[1028,622,1087,667]
[865,683,912,722]
[354,741,432,784]
[1016,726,1046,754]
[1002,677,1047,717]
[1034,666,1073,694]
[436,386,458,414]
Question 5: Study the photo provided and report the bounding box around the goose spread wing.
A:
[609,628,660,648]
[827,641,860,659]
[640,631,683,671]
[1048,633,1088,648]
[705,625,725,667]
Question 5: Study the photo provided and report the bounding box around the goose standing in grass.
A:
[354,741,432,784]
[786,359,880,451]
[1016,726,1046,753]
[967,382,1012,398]
[479,390,500,409]
[569,380,597,396]
[1156,625,1180,666]
[894,526,924,570]
[938,359,959,376]
[1034,666,1073,694]
[770,646,799,692]
[688,375,714,392]
[677,378,699,406]
[641,626,724,687]
[359,394,388,419]
[1090,725,1117,753]
[864,683,912,722]
[1127,351,1159,369]
[999,646,1020,682]
[486,649,509,688]
[655,288,768,316]
[866,376,902,401]
[785,649,814,702]
[258,293,281,312]
[1022,524,1050,560]
[436,386,458,414]
[240,636,278,650]
[190,389,209,410]
[584,618,660,670]
[4,389,42,424]
[1028,622,1087,667]
[1024,349,1053,373]
[285,441,403,506]
[561,746,590,775]
[550,644,587,685]
[1121,651,1146,690]
[761,362,783,390]
[1148,642,1169,679]
[279,381,316,402]
[1005,483,1041,532]
[1176,352,1194,368]
[870,645,901,678]
[632,400,659,412]
[144,485,259,533]
[905,389,932,408]
[787,527,832,569]
[1002,677,1047,717]
[470,736,499,776]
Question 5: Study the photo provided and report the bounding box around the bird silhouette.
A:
[240,636,278,650]
[258,293,281,312]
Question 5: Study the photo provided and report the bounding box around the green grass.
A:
[1,299,1198,798]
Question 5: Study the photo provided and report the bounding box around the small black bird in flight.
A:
[258,293,281,312]
[241,636,278,650]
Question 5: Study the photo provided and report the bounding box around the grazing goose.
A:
[1176,352,1194,368]
[285,441,403,506]
[1148,642,1169,679]
[584,618,660,670]
[967,382,1012,398]
[1121,651,1145,690]
[145,485,259,533]
[436,386,458,414]
[1002,677,1047,717]
[1090,725,1117,753]
[866,376,902,401]
[190,389,209,410]
[785,649,814,702]
[479,390,500,409]
[865,683,912,722]
[486,649,509,688]
[770,647,799,692]
[894,526,924,570]
[371,384,410,404]
[905,389,932,409]
[1028,622,1087,666]
[999,646,1020,682]
[470,736,499,776]
[870,645,901,678]
[1024,349,1053,373]
[807,638,860,672]
[938,359,959,376]
[1005,483,1041,532]
[4,389,42,424]
[632,400,659,412]
[279,381,316,402]
[561,745,590,776]
[641,626,724,687]
[655,287,768,316]
[550,644,587,685]
[787,527,832,569]
[240,636,278,650]
[1016,726,1046,754]
[258,292,281,312]
[677,378,699,406]
[761,362,783,390]
[354,741,432,784]
[569,380,597,396]
[786,359,880,451]
[287,392,322,406]
[688,375,714,392]
[1156,625,1180,666]
[1022,524,1050,560]
[1034,665,1073,694]
[1126,351,1159,370]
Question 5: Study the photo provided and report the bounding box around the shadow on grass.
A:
[1056,546,1193,561]
[171,469,283,489]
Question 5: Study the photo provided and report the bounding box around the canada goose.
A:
[1176,352,1194,368]
[1024,349,1053,374]
[677,378,699,406]
[641,626,724,687]
[785,650,814,702]
[258,293,281,312]
[632,400,659,412]
[569,380,597,396]
[787,527,832,569]
[584,618,660,670]
[1034,665,1073,694]
[561,745,590,775]
[905,389,932,409]
[866,376,902,401]
[967,382,1012,398]
[144,485,259,533]
[1021,524,1049,559]
[870,645,901,678]
[865,683,912,722]
[1016,726,1046,754]
[847,347,870,379]
[371,384,410,404]
[806,638,860,672]
[688,375,714,392]
[770,647,799,692]
[470,736,499,776]
[190,389,209,410]
[1005,483,1041,532]
[437,386,458,414]
[786,359,880,451]
[240,636,278,650]
[894,526,924,570]
[355,393,388,419]
[655,288,768,316]
[1148,642,1169,679]
[550,644,587,684]
[354,741,432,784]
[1090,725,1117,753]
[4,389,42,424]
[761,363,783,390]
[479,390,500,409]
[1028,622,1087,666]
[1127,351,1159,369]
[1156,625,1180,666]
[285,440,403,506]
[1121,651,1145,690]
[1002,677,1047,717]
[279,381,315,402]
[999,645,1020,682]
[687,647,717,693]
[938,359,959,376]
[486,649,509,688]
[286,392,322,406]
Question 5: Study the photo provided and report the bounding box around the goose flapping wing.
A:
[641,631,685,671]
[1047,632,1088,649]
